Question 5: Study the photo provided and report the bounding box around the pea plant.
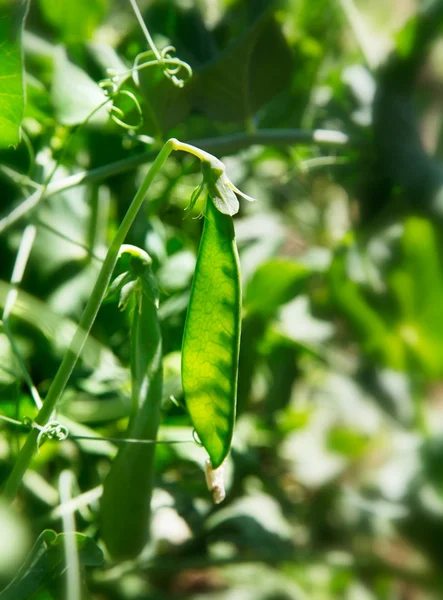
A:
[3,136,250,498]
[2,0,443,599]
[1,0,271,589]
[2,27,252,572]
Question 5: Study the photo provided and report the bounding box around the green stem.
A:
[3,139,176,501]
[0,128,358,235]
[128,0,162,62]
[2,224,36,322]
[86,187,99,264]
[50,128,354,191]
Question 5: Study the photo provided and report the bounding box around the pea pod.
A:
[100,252,162,560]
[182,195,241,469]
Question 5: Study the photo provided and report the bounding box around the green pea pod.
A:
[100,265,162,560]
[182,195,241,469]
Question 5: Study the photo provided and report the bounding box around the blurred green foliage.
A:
[2,0,443,598]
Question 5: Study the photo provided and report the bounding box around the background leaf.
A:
[191,13,293,123]
[0,531,103,600]
[38,0,108,44]
[51,47,108,126]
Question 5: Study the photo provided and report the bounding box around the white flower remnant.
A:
[204,458,226,504]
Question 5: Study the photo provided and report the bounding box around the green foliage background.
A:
[2,0,443,598]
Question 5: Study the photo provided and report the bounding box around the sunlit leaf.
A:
[245,259,309,317]
[38,0,108,44]
[0,0,28,148]
[51,47,108,126]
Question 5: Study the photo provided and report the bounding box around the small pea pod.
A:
[100,253,162,560]
[182,195,241,469]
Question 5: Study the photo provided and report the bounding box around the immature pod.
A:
[100,258,162,560]
[182,196,241,469]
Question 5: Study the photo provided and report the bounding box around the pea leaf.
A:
[329,250,405,370]
[245,259,310,317]
[390,217,443,378]
[0,0,29,148]
[191,13,292,123]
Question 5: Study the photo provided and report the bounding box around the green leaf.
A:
[395,15,418,58]
[391,217,443,378]
[329,250,405,370]
[51,47,108,126]
[38,0,108,44]
[327,427,368,458]
[245,259,309,317]
[0,0,29,148]
[191,13,292,123]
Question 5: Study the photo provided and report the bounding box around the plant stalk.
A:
[3,139,176,501]
[0,128,358,235]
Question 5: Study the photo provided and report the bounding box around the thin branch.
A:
[0,128,360,235]
[0,165,40,190]
[59,471,81,600]
[48,485,102,522]
[46,128,354,196]
[128,0,161,62]
[34,218,104,262]
[1,225,43,410]
[94,549,438,589]
[2,224,36,322]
